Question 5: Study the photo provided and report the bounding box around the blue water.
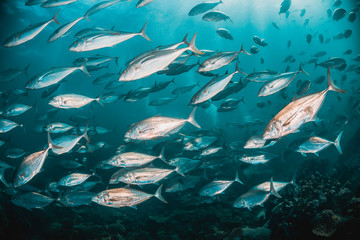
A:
[0,0,360,239]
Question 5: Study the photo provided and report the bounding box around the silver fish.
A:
[202,11,232,22]
[216,28,233,40]
[245,71,277,83]
[200,172,242,196]
[3,11,60,47]
[188,1,223,16]
[5,148,26,159]
[233,178,281,210]
[69,21,151,52]
[125,107,200,141]
[244,135,277,149]
[92,184,167,208]
[26,62,89,89]
[198,45,250,72]
[263,69,345,140]
[253,178,296,192]
[119,34,203,81]
[48,16,84,42]
[2,104,32,117]
[258,65,309,97]
[296,131,343,156]
[49,93,101,109]
[11,192,54,210]
[105,148,165,168]
[84,0,129,20]
[59,191,96,207]
[149,97,177,106]
[239,151,278,164]
[41,0,79,8]
[25,0,47,6]
[74,54,119,67]
[45,122,74,133]
[58,173,92,187]
[191,63,246,105]
[109,166,183,185]
[74,27,112,39]
[0,118,22,133]
[136,0,154,8]
[13,132,61,187]
[51,124,89,155]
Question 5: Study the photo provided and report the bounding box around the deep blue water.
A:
[0,0,360,239]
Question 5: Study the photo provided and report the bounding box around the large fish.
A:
[191,63,246,105]
[92,184,167,208]
[13,131,61,187]
[49,93,101,109]
[69,21,151,52]
[3,11,60,47]
[26,62,89,89]
[125,107,200,141]
[263,69,345,140]
[198,45,250,72]
[296,131,343,156]
[119,34,203,81]
[188,1,223,16]
[258,65,309,97]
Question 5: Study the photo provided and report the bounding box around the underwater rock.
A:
[312,210,341,237]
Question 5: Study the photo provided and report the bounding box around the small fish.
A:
[41,0,79,8]
[198,44,250,72]
[202,11,232,22]
[233,178,281,210]
[58,173,93,187]
[200,172,243,197]
[244,135,276,149]
[188,1,223,16]
[0,119,22,133]
[51,124,89,155]
[92,184,167,208]
[149,97,177,106]
[306,34,312,44]
[318,34,324,43]
[250,46,259,54]
[125,107,200,141]
[11,192,54,210]
[333,8,346,21]
[313,51,327,58]
[48,16,84,42]
[183,136,217,151]
[25,0,47,6]
[344,29,352,38]
[296,131,343,156]
[314,57,346,70]
[348,11,356,23]
[74,55,119,67]
[45,122,74,133]
[191,63,246,105]
[0,65,30,83]
[263,69,345,140]
[59,191,96,207]
[84,0,130,20]
[172,82,200,95]
[343,49,352,55]
[239,151,278,164]
[105,149,165,168]
[2,104,32,117]
[3,11,60,47]
[5,148,26,159]
[296,79,311,96]
[300,8,306,17]
[253,36,268,47]
[279,0,291,15]
[49,93,101,109]
[272,22,280,30]
[26,62,89,89]
[253,178,296,192]
[216,28,233,40]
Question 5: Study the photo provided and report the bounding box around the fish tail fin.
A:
[96,96,104,107]
[182,33,189,45]
[196,80,201,87]
[175,160,185,177]
[82,121,90,143]
[188,33,203,55]
[326,68,345,93]
[171,77,176,85]
[234,171,244,184]
[154,184,167,203]
[240,96,245,104]
[47,130,62,150]
[84,13,90,22]
[290,173,299,188]
[270,177,282,198]
[158,147,166,162]
[333,131,343,154]
[235,62,247,75]
[79,60,90,77]
[299,64,309,75]
[115,56,119,66]
[240,43,251,55]
[187,107,201,128]
[24,64,31,77]
[139,20,151,41]
[314,61,318,70]
[53,10,60,25]
[220,0,224,4]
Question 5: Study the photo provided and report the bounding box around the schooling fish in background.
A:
[198,44,250,72]
[188,0,223,16]
[253,36,268,47]
[239,151,278,165]
[216,28,233,40]
[25,0,46,6]
[49,93,102,109]
[26,61,89,89]
[0,119,23,133]
[202,11,232,22]
[45,122,74,134]
[172,82,200,95]
[119,34,203,81]
[84,0,130,21]
[199,171,243,197]
[69,21,151,52]
[191,63,246,105]
[295,131,343,157]
[279,0,291,15]
[244,135,277,149]
[314,57,346,70]
[58,173,93,187]
[41,0,80,8]
[262,68,345,140]
[257,65,309,97]
[136,0,155,8]
[3,11,60,47]
[11,192,55,211]
[73,54,119,67]
[332,8,347,21]
[1,104,32,117]
[125,107,200,141]
[48,14,85,43]
[0,65,30,83]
